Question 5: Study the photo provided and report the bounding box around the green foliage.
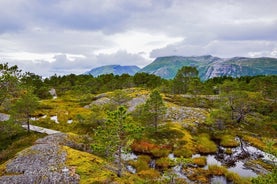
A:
[133,72,163,89]
[0,120,24,150]
[142,90,166,132]
[0,132,44,164]
[173,66,199,94]
[11,90,39,132]
[0,63,22,109]
[91,106,143,177]
[196,134,217,154]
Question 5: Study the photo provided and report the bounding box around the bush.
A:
[173,147,193,158]
[192,156,207,167]
[128,155,151,172]
[137,169,160,179]
[151,148,170,158]
[196,134,217,154]
[220,135,239,147]
[155,157,173,169]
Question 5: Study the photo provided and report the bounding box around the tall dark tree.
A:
[173,66,199,94]
[143,90,166,132]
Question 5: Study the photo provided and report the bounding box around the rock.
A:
[0,133,81,184]
[49,88,57,98]
[0,113,10,121]
[127,95,147,112]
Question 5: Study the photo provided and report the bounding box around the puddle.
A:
[228,161,258,177]
[67,119,73,124]
[50,115,59,124]
[210,176,230,184]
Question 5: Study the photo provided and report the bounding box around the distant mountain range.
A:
[85,65,140,76]
[85,55,277,80]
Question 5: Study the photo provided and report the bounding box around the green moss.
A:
[151,148,170,158]
[128,155,151,172]
[208,165,251,184]
[173,147,193,158]
[137,169,160,179]
[156,157,174,169]
[64,146,117,183]
[220,135,239,147]
[196,134,217,154]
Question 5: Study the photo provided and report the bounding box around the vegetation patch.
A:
[0,132,46,164]
[64,146,119,183]
[220,135,239,147]
[155,157,174,169]
[196,134,217,154]
[137,169,160,180]
[192,156,207,167]
[208,165,251,184]
[128,155,151,172]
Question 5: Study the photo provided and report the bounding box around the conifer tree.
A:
[143,90,166,132]
[91,106,142,177]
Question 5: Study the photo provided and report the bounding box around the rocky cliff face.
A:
[139,55,277,80]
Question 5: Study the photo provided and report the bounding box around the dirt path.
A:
[22,124,61,134]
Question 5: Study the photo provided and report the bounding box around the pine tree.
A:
[91,106,142,177]
[143,90,166,132]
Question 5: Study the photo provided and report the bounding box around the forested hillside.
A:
[0,63,276,183]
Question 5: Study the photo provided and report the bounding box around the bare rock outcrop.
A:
[0,133,81,184]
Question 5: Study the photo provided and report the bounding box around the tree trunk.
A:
[27,115,30,133]
[117,145,122,177]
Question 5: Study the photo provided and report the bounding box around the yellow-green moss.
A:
[196,134,217,154]
[137,169,160,179]
[220,135,239,147]
[0,162,7,176]
[192,156,207,167]
[128,155,151,172]
[155,157,174,169]
[64,146,117,183]
[208,165,251,184]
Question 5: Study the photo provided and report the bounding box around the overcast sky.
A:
[1,0,277,77]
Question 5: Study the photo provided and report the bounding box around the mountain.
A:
[85,65,140,76]
[139,55,277,80]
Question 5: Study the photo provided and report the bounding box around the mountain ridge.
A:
[85,65,140,77]
[139,55,277,80]
[84,55,277,80]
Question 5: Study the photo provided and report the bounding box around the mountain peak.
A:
[85,65,140,77]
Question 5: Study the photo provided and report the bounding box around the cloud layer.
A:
[1,0,277,76]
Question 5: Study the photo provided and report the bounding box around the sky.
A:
[0,0,277,77]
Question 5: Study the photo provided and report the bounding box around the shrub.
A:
[137,169,160,179]
[173,147,193,158]
[196,134,217,154]
[155,157,174,169]
[192,156,207,167]
[128,155,151,172]
[151,148,170,158]
[208,165,227,176]
[220,135,239,147]
[131,141,156,154]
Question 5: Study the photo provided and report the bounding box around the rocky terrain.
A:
[0,134,84,184]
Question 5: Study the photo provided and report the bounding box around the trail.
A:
[22,124,61,134]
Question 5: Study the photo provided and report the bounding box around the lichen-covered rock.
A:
[0,133,80,184]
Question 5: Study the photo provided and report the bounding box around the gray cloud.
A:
[0,0,277,77]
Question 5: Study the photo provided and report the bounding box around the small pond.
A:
[123,137,276,182]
